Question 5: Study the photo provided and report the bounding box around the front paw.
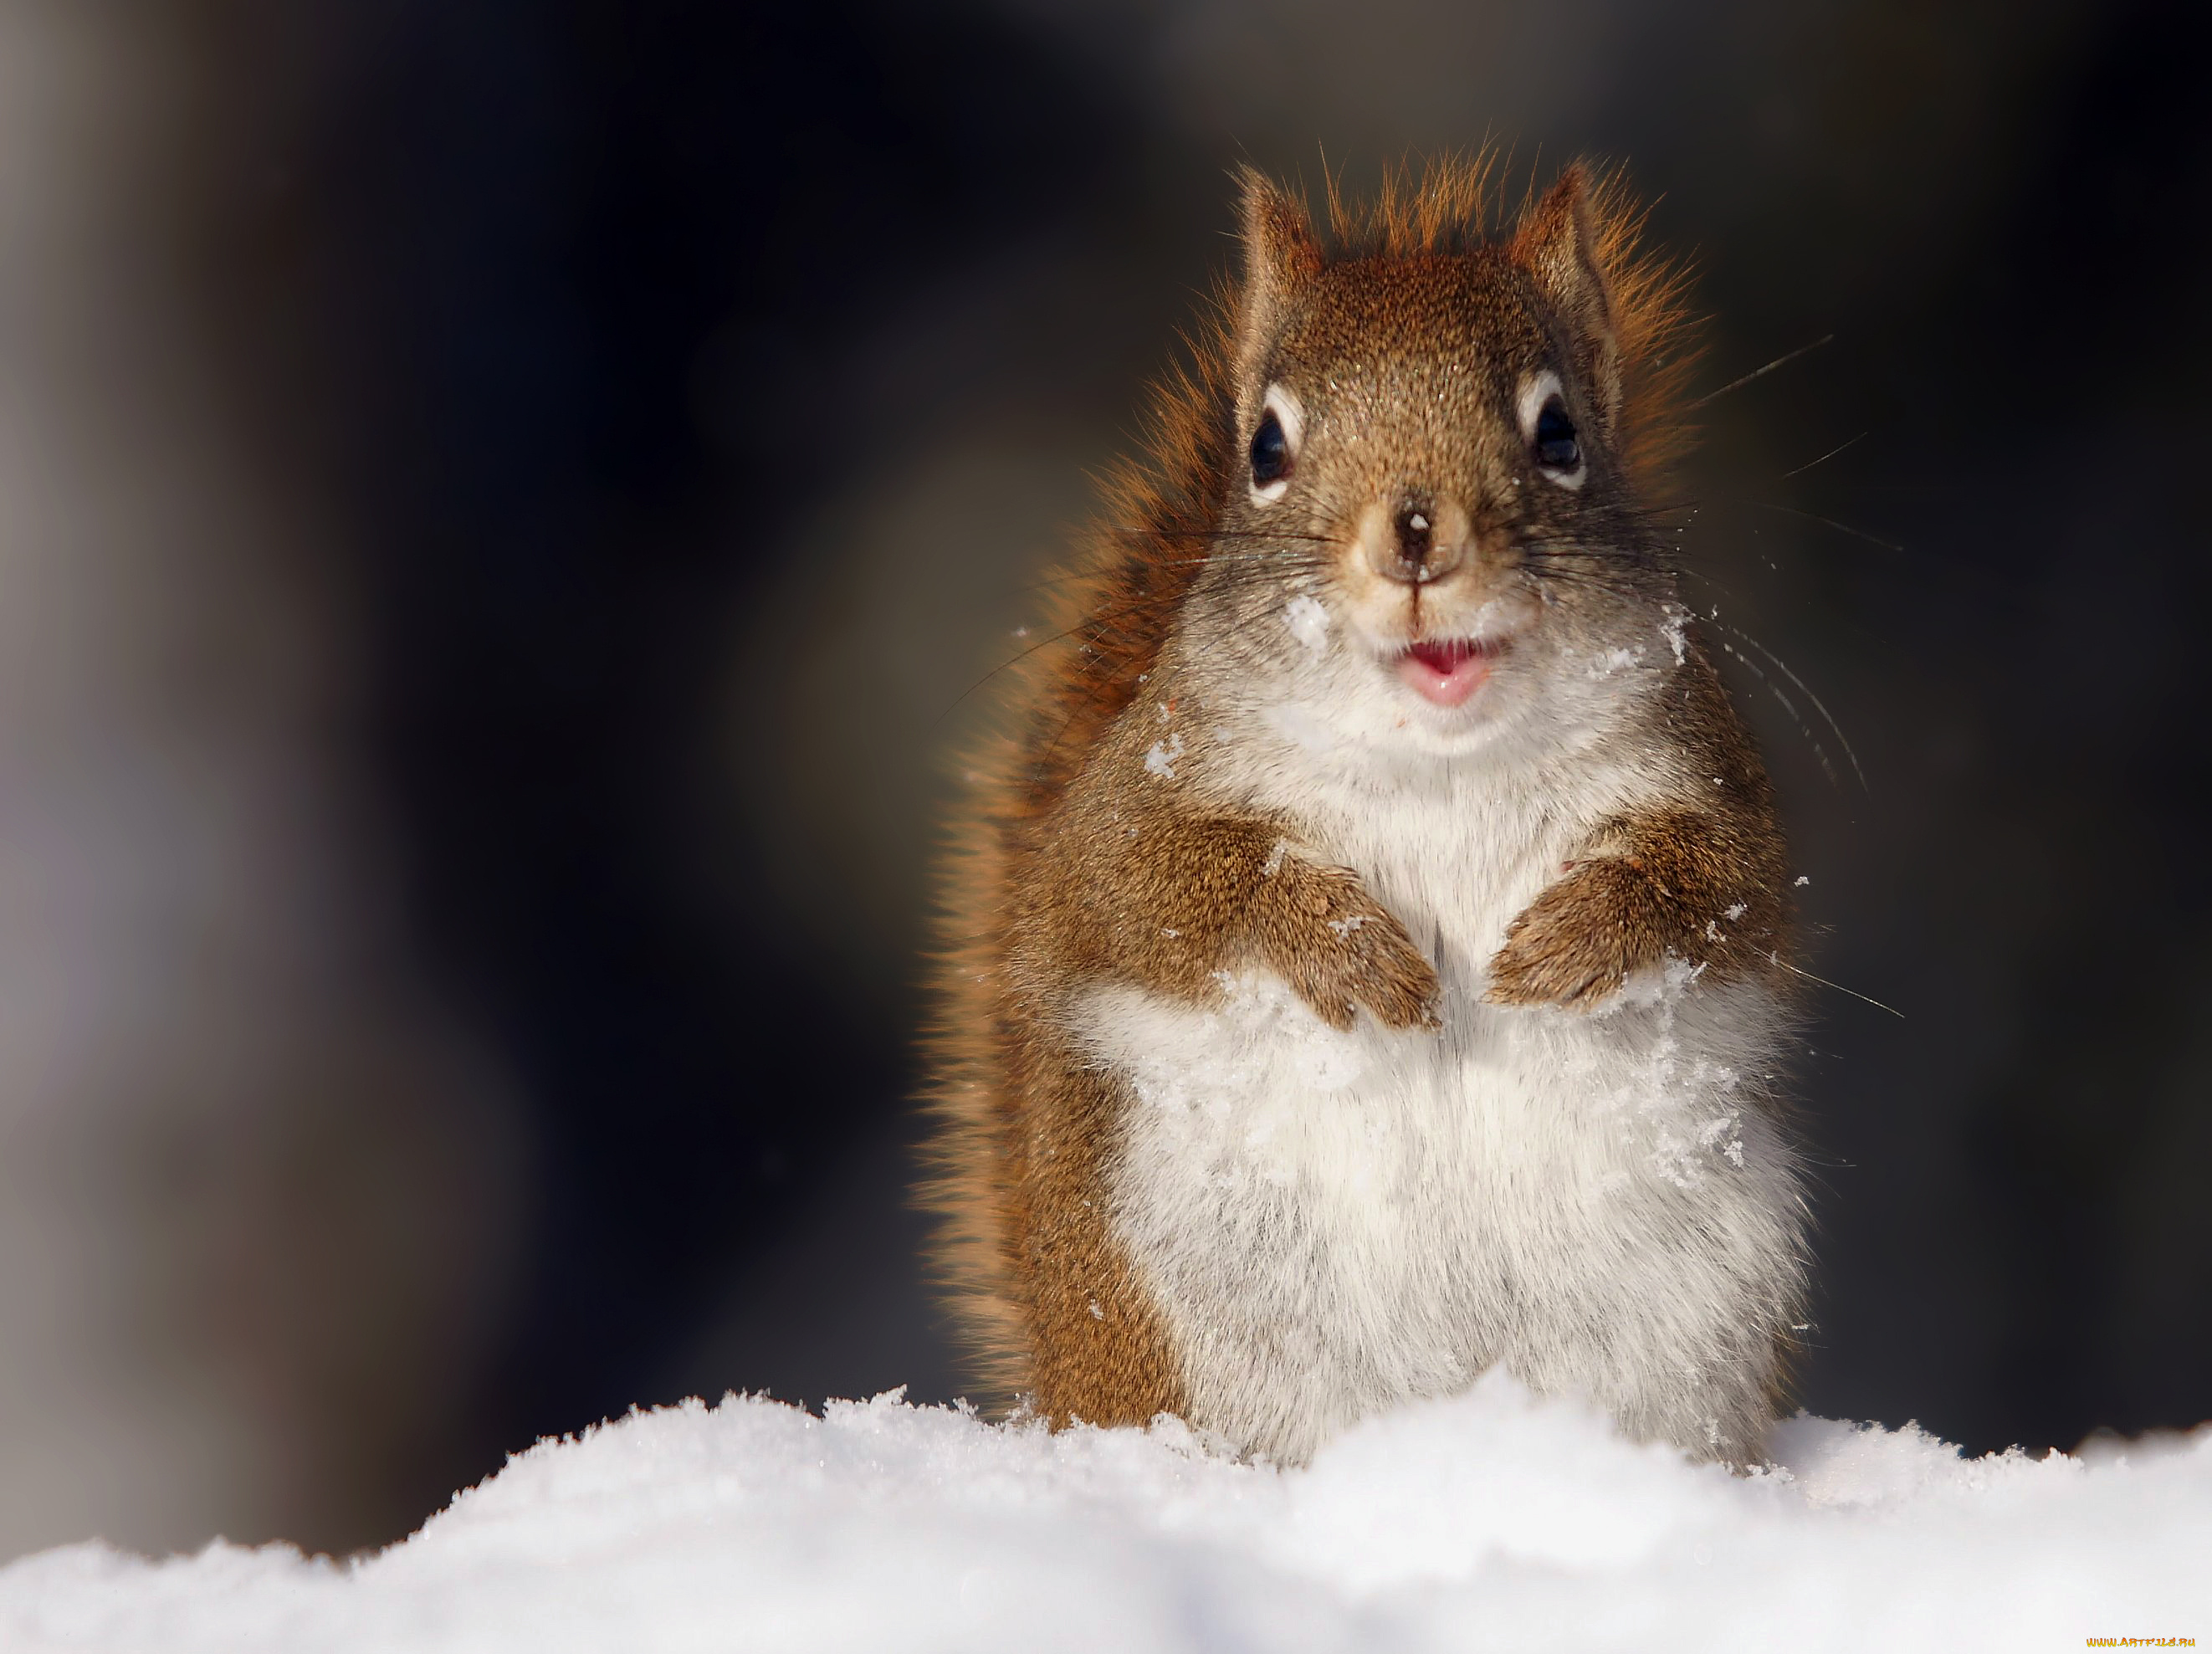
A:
[1257,860,1441,1033]
[1483,858,1665,1011]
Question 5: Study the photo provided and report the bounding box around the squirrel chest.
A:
[924,156,1810,1467]
[1067,699,1800,1465]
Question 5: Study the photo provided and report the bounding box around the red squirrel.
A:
[924,156,1808,1465]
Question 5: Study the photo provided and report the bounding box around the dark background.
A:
[2,0,2204,1559]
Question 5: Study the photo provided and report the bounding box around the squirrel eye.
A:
[1534,399,1581,473]
[1247,383,1303,504]
[1518,370,1586,490]
[1250,412,1289,486]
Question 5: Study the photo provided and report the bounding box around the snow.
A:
[1284,593,1332,652]
[1587,645,1642,678]
[3,1374,2204,1653]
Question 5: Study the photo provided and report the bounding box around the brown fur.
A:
[1487,652,1791,1010]
[920,153,1774,1427]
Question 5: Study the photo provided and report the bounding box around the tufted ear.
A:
[1232,167,1323,416]
[1515,165,1621,429]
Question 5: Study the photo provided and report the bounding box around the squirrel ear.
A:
[1515,165,1622,428]
[1233,167,1323,396]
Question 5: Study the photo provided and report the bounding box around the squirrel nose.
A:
[1370,494,1467,585]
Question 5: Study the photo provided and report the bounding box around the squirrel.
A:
[923,155,1810,1467]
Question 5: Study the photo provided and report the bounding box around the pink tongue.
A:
[1398,640,1490,707]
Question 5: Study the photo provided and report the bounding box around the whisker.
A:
[1006,548,1324,599]
[1672,565,1746,607]
[1713,638,1841,794]
[1097,525,1339,546]
[1768,951,1903,1019]
[958,544,1337,721]
[1718,622,1866,793]
[1027,654,1189,792]
[1672,496,2039,626]
[935,585,1234,728]
[1780,432,1866,479]
[1746,500,1904,556]
[1684,335,1835,411]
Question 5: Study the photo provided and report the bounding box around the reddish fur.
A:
[919,153,1705,1416]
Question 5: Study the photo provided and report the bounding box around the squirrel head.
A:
[1178,160,1693,758]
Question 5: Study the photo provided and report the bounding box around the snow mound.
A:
[3,1371,2205,1652]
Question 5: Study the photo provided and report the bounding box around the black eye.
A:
[1249,410,1290,487]
[1534,399,1580,472]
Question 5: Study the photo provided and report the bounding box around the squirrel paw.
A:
[1482,858,1664,1011]
[1258,860,1441,1033]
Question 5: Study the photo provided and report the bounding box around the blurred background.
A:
[2,0,2205,1560]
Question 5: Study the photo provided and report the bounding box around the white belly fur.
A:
[1074,745,1806,1464]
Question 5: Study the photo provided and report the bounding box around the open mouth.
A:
[1395,638,1503,708]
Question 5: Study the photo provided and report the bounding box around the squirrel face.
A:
[1183,170,1675,758]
